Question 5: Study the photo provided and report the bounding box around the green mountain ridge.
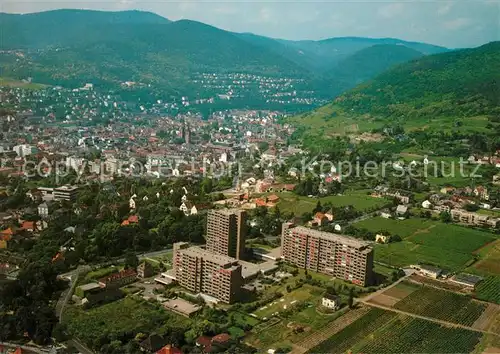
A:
[289,42,500,145]
[0,9,454,105]
[317,44,426,97]
[336,41,500,118]
[237,33,447,73]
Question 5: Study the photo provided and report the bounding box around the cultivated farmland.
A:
[355,217,497,271]
[359,316,483,354]
[475,276,500,305]
[307,308,398,354]
[393,283,487,326]
[307,308,483,354]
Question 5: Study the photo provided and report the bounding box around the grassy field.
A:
[393,283,487,326]
[0,77,47,89]
[374,241,473,270]
[355,217,496,271]
[478,209,500,217]
[82,266,120,284]
[247,302,347,350]
[64,297,191,349]
[289,104,492,141]
[270,190,388,215]
[308,308,483,354]
[253,285,322,319]
[355,217,436,238]
[469,239,500,276]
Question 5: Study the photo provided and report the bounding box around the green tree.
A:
[440,211,452,223]
[124,251,139,270]
[348,288,354,309]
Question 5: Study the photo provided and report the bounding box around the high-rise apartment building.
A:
[206,209,247,260]
[173,243,243,304]
[281,223,374,286]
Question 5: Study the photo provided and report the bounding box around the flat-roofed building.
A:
[53,185,79,202]
[450,209,499,228]
[173,243,243,304]
[281,223,374,286]
[206,209,247,260]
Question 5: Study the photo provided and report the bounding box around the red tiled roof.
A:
[0,228,13,241]
[196,336,212,347]
[255,198,267,207]
[128,215,139,223]
[21,221,35,230]
[315,212,326,219]
[156,345,182,354]
[267,194,280,202]
[99,269,137,285]
[212,333,230,343]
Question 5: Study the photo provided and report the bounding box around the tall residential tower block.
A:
[206,209,247,259]
[281,223,374,286]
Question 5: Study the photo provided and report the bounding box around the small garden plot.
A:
[393,283,487,326]
[382,281,420,300]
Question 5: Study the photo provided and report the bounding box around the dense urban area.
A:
[1,7,500,354]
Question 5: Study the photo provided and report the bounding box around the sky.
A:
[1,0,499,48]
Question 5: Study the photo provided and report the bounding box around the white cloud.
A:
[214,5,238,16]
[443,18,472,30]
[377,3,404,19]
[437,2,453,16]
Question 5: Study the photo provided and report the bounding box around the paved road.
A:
[357,269,415,303]
[68,338,95,354]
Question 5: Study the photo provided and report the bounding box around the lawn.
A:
[478,209,500,217]
[356,217,497,271]
[374,241,472,270]
[469,239,500,276]
[0,77,48,89]
[271,190,388,215]
[64,297,191,349]
[355,217,436,238]
[408,224,496,255]
[253,285,322,319]
[247,297,347,350]
[82,266,120,284]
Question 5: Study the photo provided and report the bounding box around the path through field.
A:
[360,300,500,337]
[473,304,500,332]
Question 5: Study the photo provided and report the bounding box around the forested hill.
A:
[335,41,500,118]
[319,44,426,97]
[0,10,309,89]
[0,9,448,95]
[0,10,171,48]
